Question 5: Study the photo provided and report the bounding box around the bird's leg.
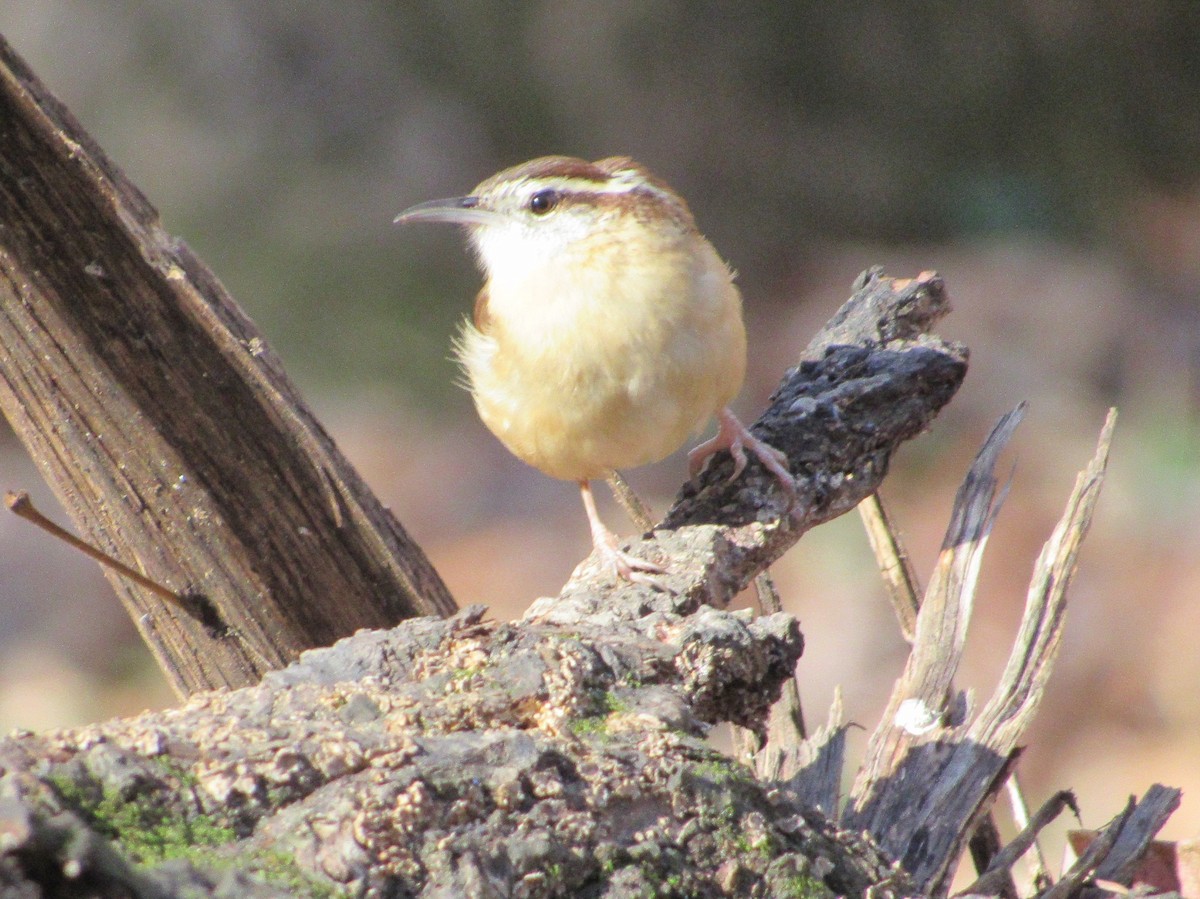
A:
[579,480,666,586]
[688,408,797,503]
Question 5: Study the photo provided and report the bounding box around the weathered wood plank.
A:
[0,35,456,696]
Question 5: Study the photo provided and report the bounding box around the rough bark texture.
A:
[0,605,903,898]
[0,35,456,697]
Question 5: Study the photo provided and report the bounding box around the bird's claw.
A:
[579,479,669,590]
[739,431,798,508]
[594,534,669,590]
[690,408,798,509]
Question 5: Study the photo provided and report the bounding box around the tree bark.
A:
[0,35,456,697]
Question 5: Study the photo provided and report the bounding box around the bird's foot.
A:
[579,479,668,589]
[689,408,798,506]
[592,527,668,589]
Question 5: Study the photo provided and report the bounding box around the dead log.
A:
[0,265,965,897]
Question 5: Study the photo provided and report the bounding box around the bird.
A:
[395,155,795,584]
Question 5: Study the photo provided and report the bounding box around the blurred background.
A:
[2,0,1199,884]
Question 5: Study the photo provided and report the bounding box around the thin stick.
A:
[7,490,201,619]
[753,569,784,614]
[605,472,655,532]
[964,790,1078,897]
[1007,768,1052,887]
[858,493,920,641]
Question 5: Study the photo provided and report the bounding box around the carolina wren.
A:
[395,156,795,584]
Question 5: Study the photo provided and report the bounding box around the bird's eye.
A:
[528,189,560,215]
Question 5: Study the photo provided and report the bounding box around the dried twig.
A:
[1040,801,1132,899]
[859,493,922,640]
[6,491,198,619]
[1007,774,1054,890]
[605,471,656,533]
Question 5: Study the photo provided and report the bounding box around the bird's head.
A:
[394,156,696,276]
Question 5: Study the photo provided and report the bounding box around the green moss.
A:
[690,755,753,787]
[147,756,193,783]
[604,692,633,716]
[776,872,834,898]
[569,714,612,739]
[638,861,694,898]
[47,772,236,865]
[568,690,634,740]
[727,818,775,857]
[47,772,343,896]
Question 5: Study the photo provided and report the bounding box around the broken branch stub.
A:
[844,410,1123,895]
[538,268,967,622]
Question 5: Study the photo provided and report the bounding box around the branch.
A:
[962,790,1078,896]
[0,35,456,696]
[536,268,966,623]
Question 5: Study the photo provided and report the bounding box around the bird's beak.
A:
[393,196,500,227]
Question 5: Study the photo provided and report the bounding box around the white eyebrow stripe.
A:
[505,170,681,215]
[520,174,670,200]
[510,177,630,196]
[598,178,643,193]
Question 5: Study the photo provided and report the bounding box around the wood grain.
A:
[0,35,455,696]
